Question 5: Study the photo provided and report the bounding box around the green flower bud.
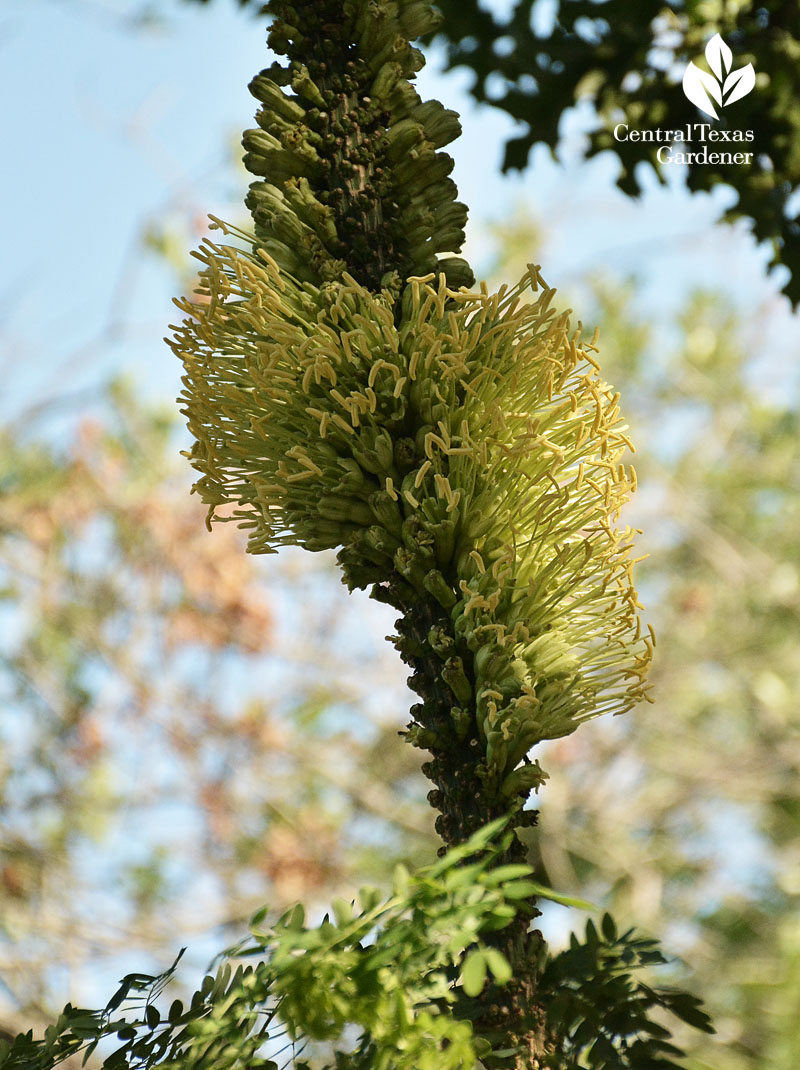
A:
[450,705,472,741]
[400,514,435,558]
[500,761,549,799]
[384,118,425,162]
[331,457,368,496]
[338,556,385,592]
[290,64,327,108]
[404,724,442,750]
[344,527,394,568]
[352,429,395,476]
[423,569,457,610]
[394,547,427,590]
[248,74,305,122]
[393,437,417,471]
[427,625,455,658]
[411,100,462,149]
[318,495,374,527]
[397,0,443,40]
[363,524,402,557]
[428,518,456,568]
[369,489,404,537]
[369,60,403,103]
[441,656,473,705]
[297,518,360,551]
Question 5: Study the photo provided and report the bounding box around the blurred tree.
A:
[0,382,432,1039]
[183,0,800,304]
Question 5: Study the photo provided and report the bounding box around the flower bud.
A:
[500,761,549,799]
[427,625,455,658]
[369,489,404,537]
[423,569,457,610]
[441,656,473,705]
[450,706,472,741]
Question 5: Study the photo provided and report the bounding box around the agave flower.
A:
[170,219,652,801]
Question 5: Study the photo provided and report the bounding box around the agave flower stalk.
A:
[169,0,652,1062]
[174,238,651,813]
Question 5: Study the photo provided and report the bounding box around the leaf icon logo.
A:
[682,33,755,120]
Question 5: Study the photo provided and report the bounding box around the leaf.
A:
[588,1033,617,1067]
[601,913,618,942]
[331,897,354,926]
[286,903,305,930]
[394,986,411,1028]
[105,980,134,1014]
[483,948,512,985]
[640,1019,671,1039]
[429,816,510,873]
[461,950,488,996]
[505,879,595,910]
[481,864,533,887]
[392,864,410,897]
[473,1037,493,1059]
[665,994,716,1033]
[250,905,269,928]
[500,879,541,899]
[82,1039,100,1066]
[66,1016,103,1040]
[682,62,721,119]
[359,885,381,913]
[705,33,732,79]
[724,63,756,106]
[103,1047,133,1068]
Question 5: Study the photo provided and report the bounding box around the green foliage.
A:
[0,821,712,1070]
[0,821,516,1070]
[540,916,714,1069]
[0,948,279,1070]
[428,0,800,306]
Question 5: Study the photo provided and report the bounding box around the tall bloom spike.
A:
[168,0,653,1056]
[170,227,652,806]
[169,3,654,1056]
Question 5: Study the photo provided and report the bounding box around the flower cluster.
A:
[171,222,652,800]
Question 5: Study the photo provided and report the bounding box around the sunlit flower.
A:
[170,218,652,793]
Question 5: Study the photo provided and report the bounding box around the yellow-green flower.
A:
[170,219,652,793]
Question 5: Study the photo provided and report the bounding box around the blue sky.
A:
[2,0,798,433]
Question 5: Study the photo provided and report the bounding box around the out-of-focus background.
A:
[1,3,798,1068]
